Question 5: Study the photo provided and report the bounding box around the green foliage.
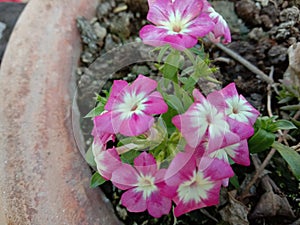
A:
[248,116,296,153]
[90,172,106,188]
[272,141,300,180]
[84,92,108,118]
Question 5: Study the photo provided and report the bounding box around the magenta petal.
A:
[200,157,234,181]
[119,113,154,136]
[147,191,172,218]
[219,83,238,98]
[227,140,250,166]
[185,13,214,37]
[146,0,172,25]
[111,164,139,190]
[105,80,128,111]
[143,91,168,115]
[174,199,206,217]
[201,181,222,205]
[121,189,147,213]
[164,34,198,50]
[207,91,227,111]
[173,0,203,21]
[94,147,121,180]
[165,152,196,186]
[228,117,254,140]
[93,111,122,134]
[139,25,170,48]
[192,88,206,102]
[134,152,157,176]
[130,75,157,96]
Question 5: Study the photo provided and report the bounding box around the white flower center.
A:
[135,174,157,199]
[115,91,147,120]
[177,171,214,204]
[225,96,254,123]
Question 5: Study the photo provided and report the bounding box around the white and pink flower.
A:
[219,83,260,125]
[111,152,172,218]
[93,75,168,136]
[165,152,233,217]
[203,0,231,43]
[172,89,230,150]
[140,0,214,50]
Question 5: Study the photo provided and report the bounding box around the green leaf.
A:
[85,145,96,167]
[84,104,104,118]
[272,141,300,180]
[90,172,106,188]
[280,104,300,111]
[164,94,185,113]
[120,150,141,165]
[229,174,240,189]
[161,50,181,83]
[275,120,297,130]
[157,45,170,63]
[248,128,276,153]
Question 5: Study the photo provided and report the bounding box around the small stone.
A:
[113,4,128,13]
[260,14,273,29]
[279,6,300,22]
[248,27,267,41]
[92,22,107,41]
[268,45,288,64]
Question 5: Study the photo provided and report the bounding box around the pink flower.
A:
[219,83,260,125]
[165,152,233,217]
[203,0,231,43]
[111,152,172,218]
[93,75,168,136]
[140,0,214,50]
[172,89,230,149]
[91,127,121,180]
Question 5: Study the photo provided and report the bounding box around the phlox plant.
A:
[86,0,260,219]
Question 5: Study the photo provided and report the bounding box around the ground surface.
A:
[69,0,299,224]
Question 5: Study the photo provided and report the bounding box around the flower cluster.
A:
[140,0,231,50]
[91,76,259,217]
[88,0,260,219]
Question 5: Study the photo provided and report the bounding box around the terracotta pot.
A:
[0,0,122,224]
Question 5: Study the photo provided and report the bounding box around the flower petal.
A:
[121,189,147,213]
[139,25,170,48]
[173,0,203,22]
[147,0,173,25]
[225,139,250,166]
[164,33,198,50]
[93,111,122,134]
[119,113,154,136]
[147,191,172,218]
[130,74,157,96]
[134,152,157,176]
[185,12,214,37]
[105,80,128,111]
[94,147,121,180]
[142,91,168,115]
[111,164,139,190]
[199,157,234,181]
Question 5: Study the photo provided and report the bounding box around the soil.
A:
[74,0,300,225]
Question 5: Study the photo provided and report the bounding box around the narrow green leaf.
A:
[84,104,104,118]
[85,145,96,167]
[248,128,276,153]
[157,45,170,63]
[230,174,240,189]
[280,104,300,111]
[90,172,106,188]
[164,94,185,113]
[272,141,300,180]
[275,120,297,130]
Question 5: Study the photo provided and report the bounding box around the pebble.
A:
[279,6,300,22]
[267,45,288,64]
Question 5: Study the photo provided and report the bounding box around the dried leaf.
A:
[219,190,249,225]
